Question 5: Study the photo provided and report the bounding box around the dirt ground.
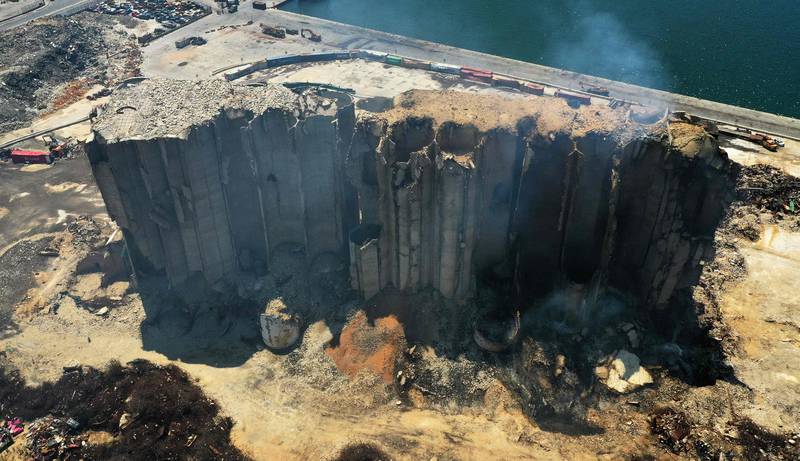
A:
[381,89,644,140]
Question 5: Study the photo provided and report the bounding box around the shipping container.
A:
[357,49,387,61]
[400,57,431,70]
[304,52,339,62]
[461,66,492,75]
[385,55,402,66]
[460,68,493,84]
[268,55,302,67]
[11,149,53,164]
[555,89,592,105]
[430,62,461,75]
[335,51,354,60]
[521,82,545,95]
[492,75,521,89]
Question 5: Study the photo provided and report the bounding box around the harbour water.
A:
[281,0,800,119]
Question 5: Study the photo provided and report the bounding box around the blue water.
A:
[281,0,800,119]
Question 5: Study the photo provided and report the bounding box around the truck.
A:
[10,149,54,164]
[749,133,779,152]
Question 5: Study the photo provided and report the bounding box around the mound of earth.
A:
[325,311,407,384]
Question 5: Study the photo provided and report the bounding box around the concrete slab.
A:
[719,225,800,432]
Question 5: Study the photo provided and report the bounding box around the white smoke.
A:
[543,0,667,90]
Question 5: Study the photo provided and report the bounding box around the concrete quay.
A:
[166,8,800,140]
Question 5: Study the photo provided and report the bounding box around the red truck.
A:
[10,149,54,164]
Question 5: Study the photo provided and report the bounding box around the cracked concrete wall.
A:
[348,115,733,308]
[88,81,732,311]
[87,81,354,296]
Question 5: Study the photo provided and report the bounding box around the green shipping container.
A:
[385,55,402,65]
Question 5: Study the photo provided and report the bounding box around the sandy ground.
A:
[0,157,107,252]
[0,244,579,460]
[717,225,800,432]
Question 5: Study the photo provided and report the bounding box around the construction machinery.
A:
[749,133,780,152]
[301,28,321,42]
[261,24,286,38]
[42,134,74,158]
[720,127,782,152]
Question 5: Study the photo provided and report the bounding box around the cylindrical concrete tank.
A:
[259,298,302,350]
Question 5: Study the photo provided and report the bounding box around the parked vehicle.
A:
[10,149,54,164]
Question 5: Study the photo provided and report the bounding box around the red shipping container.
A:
[521,82,545,95]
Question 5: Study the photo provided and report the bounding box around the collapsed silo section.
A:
[86,79,354,302]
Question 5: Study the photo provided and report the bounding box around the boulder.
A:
[596,350,653,393]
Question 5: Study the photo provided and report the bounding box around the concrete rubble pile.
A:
[87,80,732,314]
[0,17,106,131]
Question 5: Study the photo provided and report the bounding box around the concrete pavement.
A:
[0,0,44,23]
[0,0,95,31]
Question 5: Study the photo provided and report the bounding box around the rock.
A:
[95,306,109,316]
[554,354,566,377]
[594,365,609,380]
[63,360,81,373]
[104,281,129,299]
[119,412,133,430]
[627,329,640,349]
[597,350,653,393]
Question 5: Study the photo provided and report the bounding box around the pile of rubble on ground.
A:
[0,14,141,132]
[24,416,87,460]
[737,164,800,216]
[0,360,249,459]
[0,417,24,454]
